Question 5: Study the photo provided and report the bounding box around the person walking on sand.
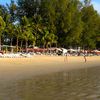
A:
[83,51,87,62]
[64,52,68,62]
[61,48,68,62]
[84,54,87,62]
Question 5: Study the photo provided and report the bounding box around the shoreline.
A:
[0,56,100,83]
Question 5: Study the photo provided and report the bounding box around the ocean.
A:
[0,66,100,100]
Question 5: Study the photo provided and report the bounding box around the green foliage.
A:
[0,16,5,36]
[21,16,32,41]
[81,5,99,49]
[41,27,57,48]
[0,16,5,50]
[7,0,17,23]
[0,0,100,50]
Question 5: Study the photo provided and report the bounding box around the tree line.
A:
[0,0,100,52]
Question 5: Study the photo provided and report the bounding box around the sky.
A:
[0,0,14,5]
[0,0,100,13]
[91,0,100,13]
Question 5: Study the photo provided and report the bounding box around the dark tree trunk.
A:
[16,37,19,52]
[25,40,28,53]
[0,36,1,51]
[10,38,13,52]
[20,41,23,52]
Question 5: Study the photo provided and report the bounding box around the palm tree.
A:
[4,14,15,52]
[15,24,22,52]
[29,33,36,51]
[6,23,15,52]
[31,16,43,46]
[21,16,33,52]
[0,16,5,51]
[41,28,49,48]
[48,33,58,48]
[41,27,57,48]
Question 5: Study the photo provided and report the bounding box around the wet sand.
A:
[0,55,100,83]
[0,55,100,100]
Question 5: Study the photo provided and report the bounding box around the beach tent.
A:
[61,48,68,55]
[1,45,16,52]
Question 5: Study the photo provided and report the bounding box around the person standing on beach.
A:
[62,48,68,62]
[65,52,68,62]
[83,51,87,62]
[84,54,87,62]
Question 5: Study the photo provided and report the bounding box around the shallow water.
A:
[0,66,100,100]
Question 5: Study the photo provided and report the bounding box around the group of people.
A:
[64,51,87,63]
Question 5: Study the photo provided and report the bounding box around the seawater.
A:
[0,66,100,100]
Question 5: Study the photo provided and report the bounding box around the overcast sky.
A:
[0,0,100,13]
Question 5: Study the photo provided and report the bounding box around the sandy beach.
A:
[0,55,100,82]
[0,55,100,99]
